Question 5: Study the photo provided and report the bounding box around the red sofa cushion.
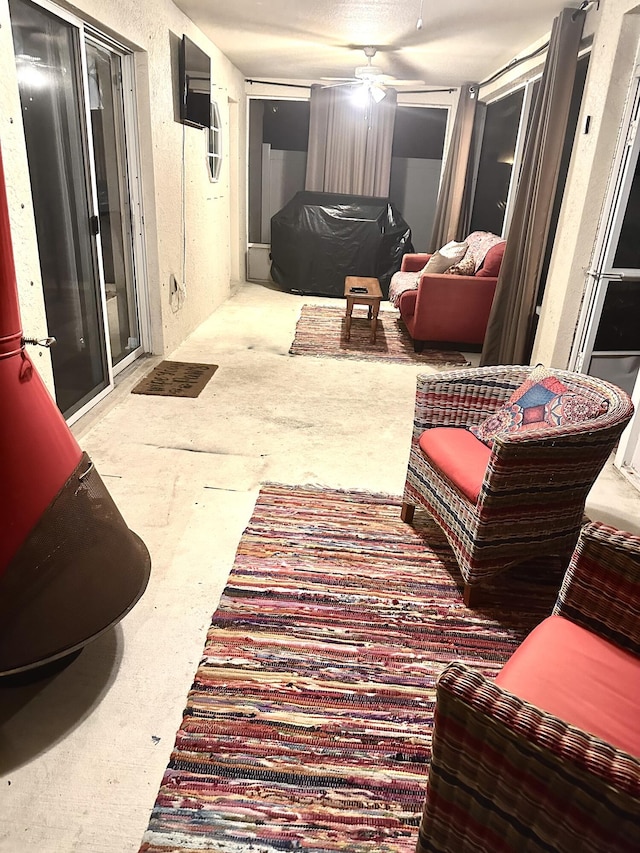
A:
[398,288,417,318]
[419,427,492,503]
[496,614,640,757]
[476,240,506,277]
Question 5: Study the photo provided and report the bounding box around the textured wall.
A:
[0,0,247,398]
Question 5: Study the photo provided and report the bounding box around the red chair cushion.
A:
[476,240,506,277]
[418,427,492,503]
[496,614,640,757]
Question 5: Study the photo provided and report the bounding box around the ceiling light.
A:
[352,85,370,107]
[352,83,386,106]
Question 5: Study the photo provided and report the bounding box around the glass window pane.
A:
[248,99,309,243]
[593,280,640,351]
[390,106,447,251]
[391,106,447,160]
[470,88,525,236]
[613,159,640,269]
[208,101,222,182]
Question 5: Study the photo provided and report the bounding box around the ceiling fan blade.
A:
[321,81,359,88]
[318,47,426,92]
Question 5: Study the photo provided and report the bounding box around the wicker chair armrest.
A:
[417,662,640,853]
[477,414,629,492]
[473,424,626,530]
[491,412,631,449]
[412,366,529,437]
[553,522,640,656]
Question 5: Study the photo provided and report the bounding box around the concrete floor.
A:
[1,281,639,853]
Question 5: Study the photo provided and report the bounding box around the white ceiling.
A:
[172,0,580,89]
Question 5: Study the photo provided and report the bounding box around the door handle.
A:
[89,214,100,236]
[586,271,640,281]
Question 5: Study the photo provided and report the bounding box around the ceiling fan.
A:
[321,47,425,101]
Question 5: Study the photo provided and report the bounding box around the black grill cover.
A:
[270,191,413,298]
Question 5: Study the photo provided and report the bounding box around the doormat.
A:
[131,361,218,398]
[289,304,470,366]
[139,484,562,852]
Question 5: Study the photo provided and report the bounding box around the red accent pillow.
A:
[470,366,609,446]
[476,241,506,278]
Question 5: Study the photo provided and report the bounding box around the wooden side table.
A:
[344,276,383,343]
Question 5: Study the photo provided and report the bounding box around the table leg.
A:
[345,297,353,340]
[370,300,380,343]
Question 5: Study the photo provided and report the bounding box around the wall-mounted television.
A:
[179,35,211,129]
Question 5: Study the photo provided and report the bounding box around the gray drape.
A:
[428,84,479,251]
[480,7,586,366]
[459,101,487,239]
[305,84,397,197]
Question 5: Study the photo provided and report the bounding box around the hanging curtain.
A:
[459,100,487,238]
[428,83,479,251]
[305,84,397,197]
[480,6,586,366]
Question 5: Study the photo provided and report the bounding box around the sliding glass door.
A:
[574,73,640,397]
[86,37,141,367]
[10,0,145,420]
[11,0,108,416]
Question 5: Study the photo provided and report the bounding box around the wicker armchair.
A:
[401,366,634,605]
[416,522,640,853]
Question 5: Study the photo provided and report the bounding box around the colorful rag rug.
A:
[289,304,470,366]
[139,484,562,853]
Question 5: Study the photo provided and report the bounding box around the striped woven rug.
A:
[289,304,470,365]
[139,484,562,853]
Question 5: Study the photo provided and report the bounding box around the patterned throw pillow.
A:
[422,240,468,274]
[470,366,609,446]
[448,255,476,276]
[465,231,505,272]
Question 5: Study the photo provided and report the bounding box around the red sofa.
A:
[397,240,505,351]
